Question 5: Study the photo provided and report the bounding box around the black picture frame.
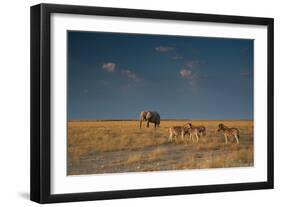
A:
[30,3,274,204]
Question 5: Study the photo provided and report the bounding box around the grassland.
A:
[67,120,253,175]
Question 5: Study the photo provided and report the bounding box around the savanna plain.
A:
[67,120,253,175]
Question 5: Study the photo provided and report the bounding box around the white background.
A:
[51,13,267,194]
[0,0,279,206]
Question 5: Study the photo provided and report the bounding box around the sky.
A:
[67,31,253,120]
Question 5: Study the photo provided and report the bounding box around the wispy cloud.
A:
[179,60,205,87]
[172,54,183,60]
[180,69,200,88]
[102,62,116,72]
[155,46,174,52]
[184,60,203,69]
[122,69,140,82]
[185,62,195,69]
[180,69,192,78]
[179,59,206,86]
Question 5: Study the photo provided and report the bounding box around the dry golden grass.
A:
[67,120,253,175]
[126,147,167,166]
[127,153,143,164]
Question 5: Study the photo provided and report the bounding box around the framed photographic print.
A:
[30,3,274,203]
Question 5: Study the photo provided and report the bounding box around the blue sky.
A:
[67,31,253,120]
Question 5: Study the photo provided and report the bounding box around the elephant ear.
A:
[140,111,146,118]
[145,111,152,119]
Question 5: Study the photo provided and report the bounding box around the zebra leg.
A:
[234,135,239,144]
[181,131,185,142]
[190,134,194,143]
[182,132,188,145]
[224,134,228,144]
[196,134,199,143]
[169,134,173,142]
[174,135,178,143]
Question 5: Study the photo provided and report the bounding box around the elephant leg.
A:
[146,121,149,128]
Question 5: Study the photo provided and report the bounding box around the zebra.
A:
[217,123,240,144]
[196,125,206,137]
[185,123,200,143]
[168,126,189,143]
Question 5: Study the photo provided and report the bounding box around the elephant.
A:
[139,111,160,128]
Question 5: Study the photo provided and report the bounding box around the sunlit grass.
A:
[67,120,253,175]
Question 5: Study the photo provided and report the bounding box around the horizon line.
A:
[68,118,254,122]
